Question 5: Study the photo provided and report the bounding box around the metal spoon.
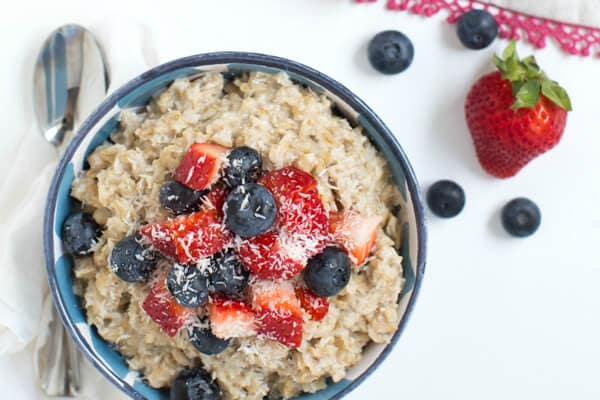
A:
[33,24,109,396]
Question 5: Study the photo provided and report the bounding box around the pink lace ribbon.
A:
[356,0,600,57]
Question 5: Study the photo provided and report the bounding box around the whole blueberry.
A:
[223,146,262,188]
[304,247,351,297]
[170,368,221,400]
[110,235,157,282]
[368,30,414,75]
[167,263,210,307]
[456,10,498,50]
[427,180,466,218]
[501,198,541,238]
[223,183,276,238]
[189,323,230,355]
[159,180,207,215]
[62,212,102,256]
[209,250,249,296]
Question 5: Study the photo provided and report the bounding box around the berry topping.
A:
[367,30,414,75]
[207,296,257,339]
[426,180,466,218]
[170,368,221,400]
[501,198,541,238]
[110,235,157,282]
[329,211,381,265]
[223,183,277,238]
[188,322,230,355]
[166,263,210,308]
[456,10,498,50]
[465,41,571,178]
[159,180,207,215]
[62,211,101,256]
[250,281,303,348]
[209,250,250,297]
[223,146,262,188]
[170,209,231,264]
[140,221,177,258]
[142,274,194,336]
[295,287,329,321]
[259,167,317,198]
[203,183,230,217]
[303,247,351,297]
[174,143,230,191]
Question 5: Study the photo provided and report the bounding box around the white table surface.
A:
[2,0,600,399]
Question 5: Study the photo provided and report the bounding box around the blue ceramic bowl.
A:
[44,52,427,400]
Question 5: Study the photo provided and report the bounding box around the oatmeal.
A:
[70,72,404,399]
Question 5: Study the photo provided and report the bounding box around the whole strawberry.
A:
[465,41,572,178]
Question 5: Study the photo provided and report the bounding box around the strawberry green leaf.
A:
[541,80,573,111]
[502,40,517,61]
[512,79,541,109]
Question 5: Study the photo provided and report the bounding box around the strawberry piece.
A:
[170,209,231,264]
[207,295,257,339]
[329,211,381,265]
[259,167,318,199]
[250,281,303,348]
[174,143,230,191]
[140,221,176,258]
[142,274,194,336]
[278,190,329,251]
[295,287,329,321]
[202,183,230,217]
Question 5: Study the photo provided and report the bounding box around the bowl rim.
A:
[43,51,427,400]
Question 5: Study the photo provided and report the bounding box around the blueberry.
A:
[304,247,351,297]
[223,146,262,188]
[189,323,230,355]
[167,263,210,307]
[110,235,157,282]
[368,30,414,75]
[223,183,276,238]
[209,250,249,296]
[159,180,207,215]
[427,180,466,218]
[501,198,541,237]
[170,368,221,400]
[62,212,101,256]
[456,10,498,50]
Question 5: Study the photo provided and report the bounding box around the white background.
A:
[1,0,600,399]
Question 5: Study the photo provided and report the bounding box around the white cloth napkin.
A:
[491,0,600,28]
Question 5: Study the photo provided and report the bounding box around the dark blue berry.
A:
[457,10,498,50]
[170,368,221,400]
[368,30,414,75]
[62,212,101,256]
[167,263,210,307]
[223,183,276,238]
[304,247,351,297]
[501,198,541,238]
[159,180,207,215]
[209,250,249,296]
[427,180,465,218]
[110,235,157,282]
[189,323,230,355]
[223,146,262,188]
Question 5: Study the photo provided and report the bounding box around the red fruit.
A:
[140,221,176,258]
[250,281,303,348]
[142,274,194,336]
[202,183,230,217]
[465,41,571,178]
[329,211,381,265]
[170,209,231,264]
[259,167,318,199]
[174,143,230,191]
[295,287,329,321]
[207,296,257,339]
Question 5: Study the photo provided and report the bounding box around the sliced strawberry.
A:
[174,143,230,191]
[202,183,230,217]
[140,221,176,258]
[329,211,382,265]
[250,281,303,348]
[207,295,257,339]
[295,287,329,321]
[170,209,231,264]
[259,166,318,201]
[278,190,329,253]
[142,274,194,336]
